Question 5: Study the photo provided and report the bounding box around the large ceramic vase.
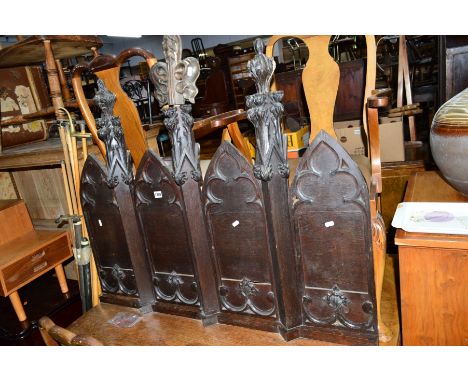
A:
[430,88,468,196]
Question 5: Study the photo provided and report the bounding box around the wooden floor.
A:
[68,254,400,346]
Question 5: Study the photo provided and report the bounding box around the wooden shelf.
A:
[0,138,100,170]
[0,35,102,68]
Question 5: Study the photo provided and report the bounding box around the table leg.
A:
[9,291,27,322]
[55,264,69,294]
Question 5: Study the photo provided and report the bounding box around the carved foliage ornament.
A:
[163,104,202,185]
[303,285,374,330]
[94,79,133,187]
[219,277,275,317]
[99,264,138,296]
[246,38,289,182]
[153,271,199,305]
[150,35,200,107]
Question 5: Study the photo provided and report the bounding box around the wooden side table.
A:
[0,200,73,322]
[395,171,468,345]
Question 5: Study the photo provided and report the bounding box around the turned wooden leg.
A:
[9,291,27,322]
[55,264,69,294]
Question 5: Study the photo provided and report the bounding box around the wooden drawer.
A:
[1,234,71,295]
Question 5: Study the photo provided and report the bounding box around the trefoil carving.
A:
[99,264,137,296]
[219,277,275,317]
[153,271,199,305]
[302,284,374,330]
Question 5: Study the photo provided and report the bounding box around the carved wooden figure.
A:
[80,79,155,310]
[142,35,219,324]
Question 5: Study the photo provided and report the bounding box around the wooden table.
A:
[68,255,400,346]
[0,200,72,322]
[395,171,468,345]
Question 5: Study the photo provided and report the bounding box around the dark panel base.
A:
[152,300,202,320]
[217,311,279,333]
[200,312,219,326]
[278,324,301,342]
[300,324,379,346]
[99,293,149,311]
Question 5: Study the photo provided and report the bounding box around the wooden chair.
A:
[38,316,102,346]
[266,35,392,342]
[71,48,158,167]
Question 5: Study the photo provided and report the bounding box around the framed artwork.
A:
[0,66,51,150]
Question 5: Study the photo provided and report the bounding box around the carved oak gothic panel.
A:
[203,142,277,319]
[290,131,378,343]
[135,150,199,307]
[80,79,155,309]
[81,155,138,297]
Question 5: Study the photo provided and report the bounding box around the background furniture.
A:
[227,52,256,109]
[0,65,50,150]
[0,200,72,322]
[274,69,308,125]
[395,171,468,345]
[381,160,426,231]
[438,35,468,107]
[39,315,102,345]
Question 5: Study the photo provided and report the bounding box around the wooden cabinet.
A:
[274,69,308,124]
[334,59,365,122]
[395,171,468,345]
[0,199,72,322]
[438,36,468,106]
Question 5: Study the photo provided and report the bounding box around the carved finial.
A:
[93,80,133,187]
[94,79,116,119]
[149,35,200,107]
[247,38,276,94]
[246,40,289,182]
[163,104,201,185]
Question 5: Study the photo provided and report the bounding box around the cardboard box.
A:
[333,117,404,162]
[285,125,309,151]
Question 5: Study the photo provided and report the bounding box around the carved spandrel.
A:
[149,35,200,107]
[246,38,289,182]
